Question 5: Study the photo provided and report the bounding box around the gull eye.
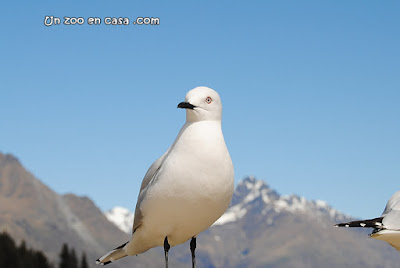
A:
[205,97,212,104]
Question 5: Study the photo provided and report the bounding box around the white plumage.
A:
[96,86,234,266]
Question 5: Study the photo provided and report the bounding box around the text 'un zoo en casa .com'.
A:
[44,16,160,27]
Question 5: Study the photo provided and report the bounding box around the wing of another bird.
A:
[335,217,384,228]
[131,149,170,234]
[335,191,400,252]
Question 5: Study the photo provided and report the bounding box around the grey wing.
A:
[382,191,400,216]
[132,150,169,233]
[383,209,400,230]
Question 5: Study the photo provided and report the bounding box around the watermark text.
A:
[44,16,160,27]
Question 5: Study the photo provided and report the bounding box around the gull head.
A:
[177,86,222,122]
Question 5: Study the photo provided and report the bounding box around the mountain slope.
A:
[0,153,184,268]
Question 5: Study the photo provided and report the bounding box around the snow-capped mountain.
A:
[104,206,134,234]
[102,177,400,267]
[214,176,348,225]
[105,176,349,233]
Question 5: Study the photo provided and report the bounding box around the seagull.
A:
[335,191,400,251]
[96,86,235,267]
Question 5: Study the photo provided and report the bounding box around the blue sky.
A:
[1,1,399,219]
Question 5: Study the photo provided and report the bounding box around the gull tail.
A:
[96,242,129,265]
[334,217,384,228]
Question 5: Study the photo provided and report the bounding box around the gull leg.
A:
[164,237,170,268]
[190,237,196,268]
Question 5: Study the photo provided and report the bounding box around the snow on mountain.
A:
[213,203,248,225]
[105,176,350,231]
[214,176,349,225]
[104,206,134,234]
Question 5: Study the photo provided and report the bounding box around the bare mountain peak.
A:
[0,152,54,204]
[0,152,21,165]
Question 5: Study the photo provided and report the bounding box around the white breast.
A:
[127,121,234,255]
